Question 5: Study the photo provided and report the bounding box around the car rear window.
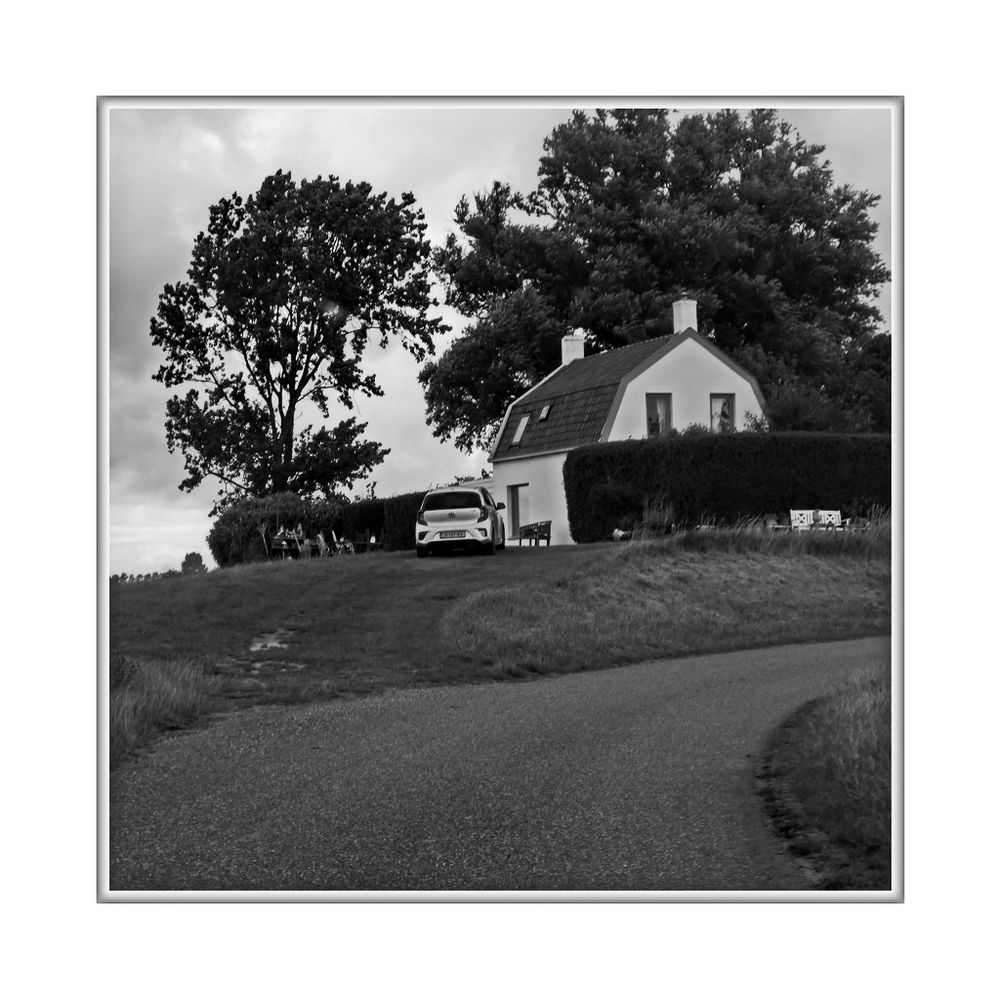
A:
[422,491,481,511]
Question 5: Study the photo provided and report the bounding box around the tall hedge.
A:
[383,490,425,551]
[563,433,891,542]
[337,489,426,551]
[339,498,384,545]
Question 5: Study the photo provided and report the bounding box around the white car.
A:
[415,487,506,558]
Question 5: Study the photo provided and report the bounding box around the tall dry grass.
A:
[762,668,892,888]
[616,509,892,561]
[110,651,222,767]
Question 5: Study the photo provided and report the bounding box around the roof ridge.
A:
[513,333,680,413]
[568,331,678,362]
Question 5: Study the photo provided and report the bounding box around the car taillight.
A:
[477,506,489,522]
[417,511,427,525]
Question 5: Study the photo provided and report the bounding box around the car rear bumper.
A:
[416,526,492,549]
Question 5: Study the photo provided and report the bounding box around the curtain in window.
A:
[711,394,734,432]
[646,394,671,436]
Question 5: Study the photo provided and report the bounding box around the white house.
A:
[488,299,766,545]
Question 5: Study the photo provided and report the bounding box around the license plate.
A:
[438,530,465,539]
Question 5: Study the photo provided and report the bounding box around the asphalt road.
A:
[109,636,890,893]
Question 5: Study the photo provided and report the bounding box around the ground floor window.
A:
[710,393,735,432]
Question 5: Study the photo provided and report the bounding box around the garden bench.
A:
[517,520,552,547]
[789,509,848,531]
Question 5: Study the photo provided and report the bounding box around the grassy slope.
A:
[111,545,626,702]
[445,543,889,679]
[112,536,889,704]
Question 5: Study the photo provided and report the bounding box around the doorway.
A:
[507,483,528,538]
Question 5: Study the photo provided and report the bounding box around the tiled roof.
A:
[492,335,678,461]
[492,384,620,457]
[519,335,678,404]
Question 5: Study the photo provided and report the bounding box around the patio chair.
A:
[315,532,331,557]
[330,528,355,555]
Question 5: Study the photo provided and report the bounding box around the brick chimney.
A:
[672,298,698,334]
[561,328,586,365]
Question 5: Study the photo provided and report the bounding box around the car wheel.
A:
[484,531,496,556]
[497,522,506,550]
[416,546,428,559]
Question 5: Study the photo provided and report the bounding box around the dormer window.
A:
[512,414,530,445]
[539,404,551,421]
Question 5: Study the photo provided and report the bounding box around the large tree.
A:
[421,109,890,450]
[151,170,444,511]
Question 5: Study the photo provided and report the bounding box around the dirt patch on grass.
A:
[249,628,294,652]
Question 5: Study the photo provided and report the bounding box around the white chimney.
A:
[561,328,586,365]
[672,298,698,334]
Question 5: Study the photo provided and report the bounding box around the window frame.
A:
[645,393,673,437]
[512,414,530,445]
[710,393,736,433]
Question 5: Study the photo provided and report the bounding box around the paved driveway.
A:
[109,636,890,893]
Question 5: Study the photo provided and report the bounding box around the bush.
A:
[207,493,343,567]
[564,433,891,542]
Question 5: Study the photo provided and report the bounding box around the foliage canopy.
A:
[151,170,444,511]
[421,109,890,451]
[180,551,207,574]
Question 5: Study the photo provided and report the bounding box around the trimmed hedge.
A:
[383,490,426,551]
[339,498,384,546]
[336,489,426,551]
[564,433,891,543]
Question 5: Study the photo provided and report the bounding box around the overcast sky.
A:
[107,100,893,576]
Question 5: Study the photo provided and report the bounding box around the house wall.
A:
[610,338,764,437]
[490,340,765,546]
[491,451,573,545]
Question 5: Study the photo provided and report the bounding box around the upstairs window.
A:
[645,394,672,437]
[539,404,551,421]
[512,414,530,445]
[710,393,735,433]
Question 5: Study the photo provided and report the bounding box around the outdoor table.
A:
[271,535,309,558]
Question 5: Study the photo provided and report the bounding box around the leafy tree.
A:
[152,170,444,512]
[422,109,890,448]
[181,551,207,574]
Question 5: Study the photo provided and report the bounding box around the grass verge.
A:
[757,667,892,889]
[110,651,223,768]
